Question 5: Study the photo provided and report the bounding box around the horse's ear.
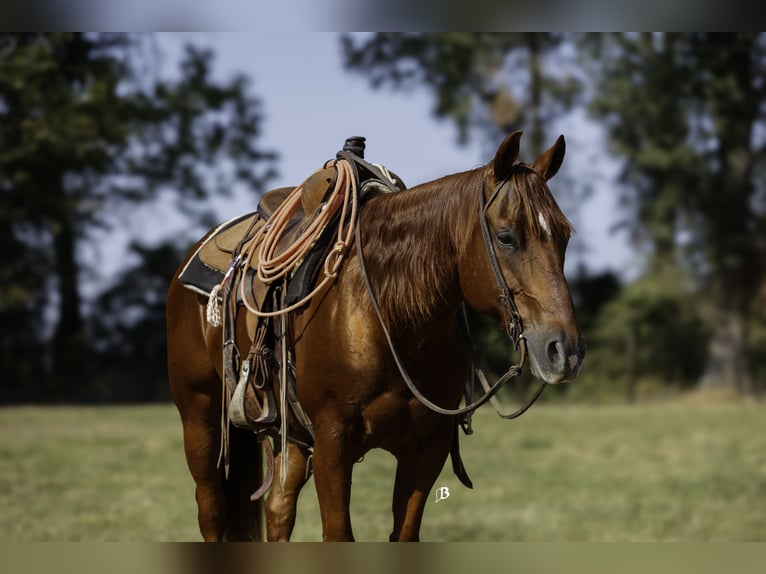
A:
[493,130,523,181]
[531,135,566,181]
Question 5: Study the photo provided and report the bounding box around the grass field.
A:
[1,400,765,541]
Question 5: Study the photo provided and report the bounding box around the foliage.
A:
[342,33,581,151]
[583,268,709,398]
[345,32,766,396]
[750,286,766,383]
[87,240,192,402]
[3,33,765,402]
[0,33,276,401]
[588,33,766,394]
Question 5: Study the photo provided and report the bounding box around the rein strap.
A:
[355,171,546,419]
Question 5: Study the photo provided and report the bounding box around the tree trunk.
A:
[698,302,752,395]
[525,33,544,156]
[696,33,759,398]
[50,194,88,396]
[625,328,637,404]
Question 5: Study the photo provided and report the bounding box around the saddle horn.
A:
[342,136,366,158]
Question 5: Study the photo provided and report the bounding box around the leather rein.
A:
[354,163,547,420]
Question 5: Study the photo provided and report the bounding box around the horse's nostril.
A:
[546,340,564,370]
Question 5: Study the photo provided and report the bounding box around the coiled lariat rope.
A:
[206,157,360,494]
[237,157,360,317]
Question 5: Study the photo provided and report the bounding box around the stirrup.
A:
[229,359,278,428]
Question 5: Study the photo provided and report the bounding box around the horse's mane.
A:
[356,164,572,332]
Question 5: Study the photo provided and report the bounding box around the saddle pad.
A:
[177,204,335,305]
[178,159,406,301]
[178,166,342,299]
[178,211,260,296]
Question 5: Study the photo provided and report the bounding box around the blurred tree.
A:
[590,33,766,395]
[751,282,766,384]
[344,32,766,397]
[343,33,586,400]
[0,218,47,401]
[88,241,189,402]
[586,266,709,402]
[567,267,622,335]
[342,33,581,154]
[0,33,276,401]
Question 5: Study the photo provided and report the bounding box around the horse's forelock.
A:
[355,165,570,331]
[507,165,573,246]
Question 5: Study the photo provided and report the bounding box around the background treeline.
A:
[1,33,764,403]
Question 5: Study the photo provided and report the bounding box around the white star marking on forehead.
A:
[538,212,551,237]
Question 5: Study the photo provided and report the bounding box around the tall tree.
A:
[342,33,586,396]
[0,33,276,400]
[342,33,581,154]
[590,33,766,394]
[88,240,190,402]
[343,32,766,396]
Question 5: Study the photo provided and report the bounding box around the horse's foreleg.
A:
[311,420,357,541]
[390,418,454,541]
[265,440,311,541]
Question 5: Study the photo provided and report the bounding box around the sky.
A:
[87,33,635,293]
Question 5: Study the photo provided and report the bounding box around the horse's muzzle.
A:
[526,332,586,384]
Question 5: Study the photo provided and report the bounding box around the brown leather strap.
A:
[354,172,542,418]
[478,177,524,342]
[336,150,400,193]
[249,435,275,501]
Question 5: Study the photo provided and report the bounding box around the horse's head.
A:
[461,131,585,384]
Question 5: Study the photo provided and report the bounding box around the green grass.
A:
[1,401,765,541]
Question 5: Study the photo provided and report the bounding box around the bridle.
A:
[478,173,524,345]
[355,164,547,420]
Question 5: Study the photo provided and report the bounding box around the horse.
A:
[166,131,585,541]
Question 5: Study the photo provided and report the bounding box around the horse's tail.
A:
[224,425,265,540]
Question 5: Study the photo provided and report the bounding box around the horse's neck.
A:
[358,175,477,335]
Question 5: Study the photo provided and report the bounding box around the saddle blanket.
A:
[178,211,260,297]
[177,203,336,308]
[178,158,404,304]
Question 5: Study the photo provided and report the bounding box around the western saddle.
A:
[178,138,405,488]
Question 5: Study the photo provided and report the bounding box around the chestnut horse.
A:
[167,131,585,541]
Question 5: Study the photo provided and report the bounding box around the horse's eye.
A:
[496,229,517,249]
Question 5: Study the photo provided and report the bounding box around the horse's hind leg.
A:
[265,440,311,541]
[171,379,228,541]
[171,370,264,541]
[168,281,244,541]
[390,418,454,541]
